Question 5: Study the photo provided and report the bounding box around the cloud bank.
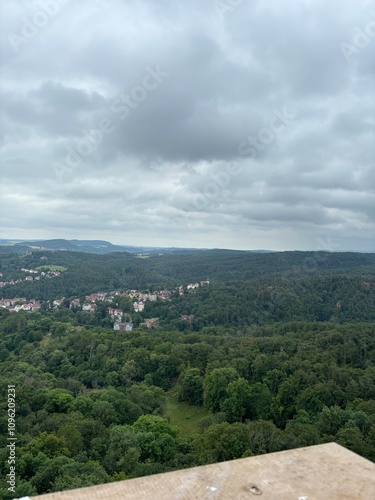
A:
[1,0,374,251]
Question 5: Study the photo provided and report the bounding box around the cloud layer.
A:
[1,0,374,250]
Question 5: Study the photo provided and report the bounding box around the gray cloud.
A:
[0,0,374,251]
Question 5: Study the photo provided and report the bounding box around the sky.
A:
[1,0,374,251]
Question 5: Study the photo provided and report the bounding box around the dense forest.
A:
[1,250,375,497]
[1,249,375,300]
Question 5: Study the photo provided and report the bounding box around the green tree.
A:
[51,460,109,492]
[178,368,204,405]
[132,414,178,439]
[25,432,70,459]
[336,427,373,458]
[57,424,84,456]
[195,422,251,463]
[91,401,119,426]
[126,383,166,415]
[203,368,240,413]
[221,378,252,422]
[43,389,74,414]
[30,456,72,493]
[247,420,284,455]
[247,383,273,420]
[104,426,141,475]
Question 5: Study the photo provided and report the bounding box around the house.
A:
[70,299,81,309]
[108,308,123,320]
[53,298,65,307]
[142,318,160,329]
[85,292,107,303]
[200,280,210,286]
[85,294,98,303]
[82,303,96,312]
[180,314,195,322]
[25,276,33,281]
[187,283,200,290]
[158,290,171,300]
[113,321,133,332]
[134,301,145,312]
[12,298,27,305]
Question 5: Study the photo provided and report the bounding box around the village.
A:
[0,274,209,331]
[0,267,62,288]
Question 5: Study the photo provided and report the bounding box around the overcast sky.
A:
[1,0,374,251]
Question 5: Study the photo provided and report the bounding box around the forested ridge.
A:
[1,250,375,497]
[1,250,375,300]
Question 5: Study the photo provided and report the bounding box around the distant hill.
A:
[0,239,275,255]
[0,239,132,255]
[68,239,132,253]
[15,239,79,251]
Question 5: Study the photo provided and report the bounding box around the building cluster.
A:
[0,297,41,312]
[141,318,160,329]
[0,276,210,331]
[187,280,210,290]
[124,291,158,301]
[84,292,112,303]
[53,298,65,307]
[0,268,61,288]
[113,321,133,332]
[108,307,123,320]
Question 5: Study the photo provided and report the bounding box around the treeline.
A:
[169,275,375,326]
[1,250,375,301]
[1,260,375,331]
[3,274,374,331]
[0,310,374,497]
[41,273,375,327]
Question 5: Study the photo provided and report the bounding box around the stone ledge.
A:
[31,443,375,499]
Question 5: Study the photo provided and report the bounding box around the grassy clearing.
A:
[165,386,208,438]
[35,265,67,272]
